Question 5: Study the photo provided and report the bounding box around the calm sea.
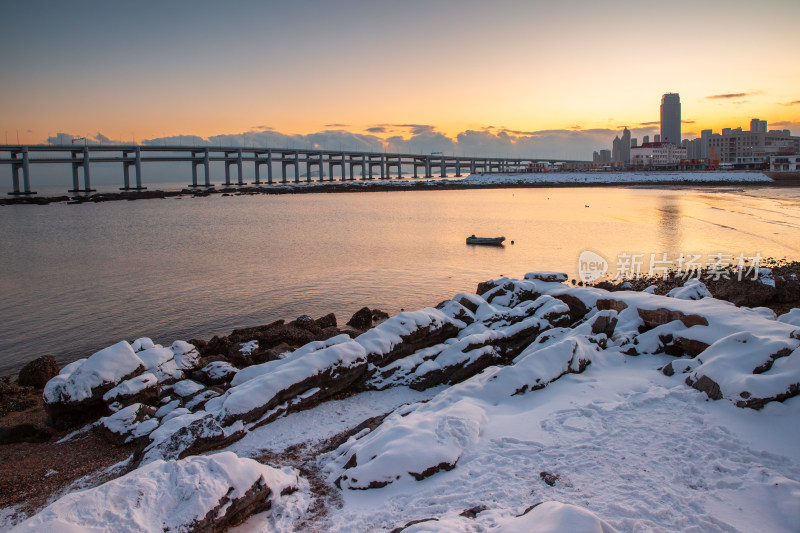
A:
[2,186,799,376]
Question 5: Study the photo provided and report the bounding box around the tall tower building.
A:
[621,127,631,164]
[660,93,681,145]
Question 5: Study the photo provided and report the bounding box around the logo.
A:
[578,250,608,282]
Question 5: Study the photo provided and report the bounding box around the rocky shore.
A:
[2,172,798,206]
[2,266,799,531]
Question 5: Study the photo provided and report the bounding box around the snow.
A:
[461,170,772,185]
[135,346,174,370]
[15,271,800,532]
[169,379,206,398]
[98,403,157,443]
[209,339,367,421]
[131,337,156,352]
[239,340,259,356]
[11,452,299,533]
[44,341,144,404]
[523,271,569,282]
[354,308,454,358]
[689,333,800,403]
[778,308,800,326]
[666,278,712,300]
[102,373,158,403]
[171,340,201,370]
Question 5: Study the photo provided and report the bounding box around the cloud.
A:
[682,119,695,124]
[778,100,800,106]
[131,123,682,161]
[639,121,660,126]
[705,91,763,101]
[324,123,350,128]
[706,93,748,100]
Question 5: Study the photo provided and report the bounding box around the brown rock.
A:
[347,307,373,331]
[671,336,710,357]
[687,374,722,400]
[596,299,628,313]
[409,461,457,481]
[554,294,590,324]
[714,278,777,308]
[17,356,60,389]
[637,308,709,329]
[315,313,337,329]
[476,280,500,296]
[591,312,618,337]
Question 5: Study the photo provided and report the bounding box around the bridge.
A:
[0,144,583,195]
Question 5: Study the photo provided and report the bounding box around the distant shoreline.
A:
[3,174,799,205]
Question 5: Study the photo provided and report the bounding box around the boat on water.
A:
[466,235,506,245]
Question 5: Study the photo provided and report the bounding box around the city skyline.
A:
[1,0,799,159]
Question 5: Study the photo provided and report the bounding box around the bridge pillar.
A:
[204,148,212,187]
[440,156,446,178]
[134,147,143,189]
[237,149,244,186]
[341,153,346,181]
[253,153,261,185]
[455,159,462,177]
[381,154,385,180]
[122,148,146,191]
[224,152,232,187]
[361,154,366,180]
[21,147,33,194]
[190,160,197,188]
[9,152,20,195]
[295,151,300,183]
[425,157,431,178]
[68,147,95,193]
[7,148,36,195]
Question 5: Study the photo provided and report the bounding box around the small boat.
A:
[466,235,505,245]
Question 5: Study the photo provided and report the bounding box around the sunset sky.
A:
[2,0,799,158]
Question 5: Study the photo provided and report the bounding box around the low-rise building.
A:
[706,120,799,169]
[630,142,687,169]
[770,154,800,171]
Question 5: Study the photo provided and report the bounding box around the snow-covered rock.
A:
[686,332,800,408]
[524,271,569,283]
[778,308,800,326]
[131,337,156,352]
[171,340,202,371]
[11,452,300,533]
[97,403,158,444]
[667,278,713,300]
[102,372,159,405]
[493,501,620,533]
[43,341,146,429]
[44,341,144,405]
[331,334,598,489]
[169,379,206,399]
[140,412,245,464]
[195,360,239,386]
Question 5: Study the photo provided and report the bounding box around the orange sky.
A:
[1,0,799,148]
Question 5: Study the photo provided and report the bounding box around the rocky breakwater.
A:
[12,273,800,531]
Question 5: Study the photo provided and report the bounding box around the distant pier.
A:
[0,145,582,195]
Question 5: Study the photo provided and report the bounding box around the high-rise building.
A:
[750,119,767,133]
[621,127,631,164]
[612,136,621,162]
[660,93,681,145]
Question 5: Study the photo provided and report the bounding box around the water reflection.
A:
[1,186,799,374]
[656,198,682,254]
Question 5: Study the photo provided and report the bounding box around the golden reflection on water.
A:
[1,186,799,373]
